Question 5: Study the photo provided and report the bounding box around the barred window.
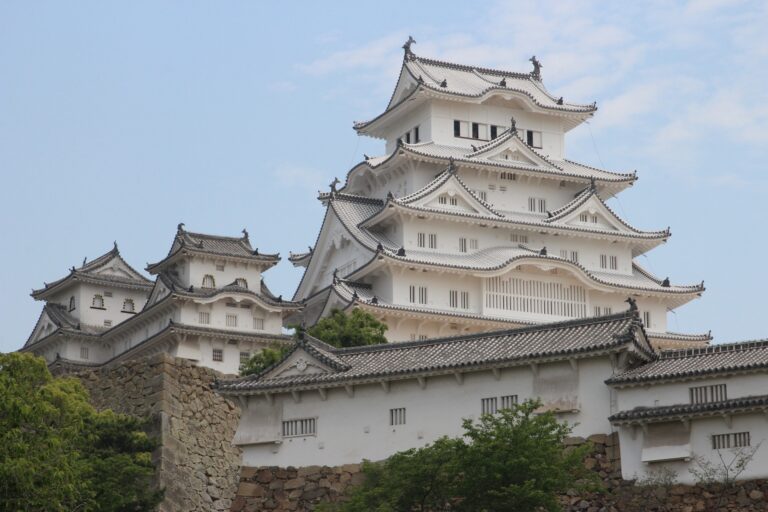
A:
[122,298,135,313]
[253,317,265,330]
[417,233,426,248]
[91,294,105,309]
[481,397,498,415]
[216,264,225,271]
[282,418,316,437]
[690,384,727,404]
[643,311,652,328]
[235,278,248,289]
[202,274,216,289]
[239,351,250,365]
[390,408,406,426]
[199,311,210,325]
[461,291,470,309]
[511,233,529,244]
[212,348,223,362]
[418,286,428,304]
[500,395,518,410]
[428,234,437,249]
[712,432,750,450]
[80,346,89,360]
[459,237,467,253]
[226,314,238,327]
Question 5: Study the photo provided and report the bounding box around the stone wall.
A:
[230,433,768,511]
[74,354,242,512]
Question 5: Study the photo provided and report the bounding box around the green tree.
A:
[307,308,388,348]
[326,400,596,512]
[240,344,291,376]
[0,352,162,512]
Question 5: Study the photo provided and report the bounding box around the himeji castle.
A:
[291,40,708,350]
[21,225,300,374]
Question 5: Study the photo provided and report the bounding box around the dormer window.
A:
[68,296,76,312]
[235,278,248,289]
[91,294,105,309]
[122,298,135,313]
[490,125,506,140]
[202,275,216,289]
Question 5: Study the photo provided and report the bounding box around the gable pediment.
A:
[555,196,628,233]
[471,135,549,168]
[489,148,538,166]
[264,348,333,379]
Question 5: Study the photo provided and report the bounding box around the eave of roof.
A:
[217,310,653,395]
[609,395,768,424]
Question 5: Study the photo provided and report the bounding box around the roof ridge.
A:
[334,310,637,355]
[658,338,768,360]
[413,55,533,81]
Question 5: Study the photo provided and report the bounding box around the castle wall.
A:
[72,354,242,512]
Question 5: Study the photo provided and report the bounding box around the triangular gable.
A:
[146,277,173,308]
[397,171,503,218]
[261,346,334,380]
[549,192,640,234]
[387,61,420,109]
[468,132,551,169]
[81,247,150,283]
[25,307,63,346]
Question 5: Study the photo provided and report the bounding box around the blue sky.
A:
[2,0,767,353]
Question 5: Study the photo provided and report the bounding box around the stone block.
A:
[284,477,306,490]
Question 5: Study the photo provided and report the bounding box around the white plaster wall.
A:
[618,414,768,484]
[238,356,615,467]
[383,103,432,154]
[616,374,768,412]
[75,283,150,331]
[427,100,565,158]
[178,299,283,335]
[186,258,263,291]
[179,335,278,375]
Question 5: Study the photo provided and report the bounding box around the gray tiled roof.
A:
[348,136,636,185]
[147,226,280,272]
[607,339,768,385]
[217,310,652,393]
[32,245,153,299]
[157,272,302,309]
[355,53,596,133]
[609,395,768,424]
[363,168,667,242]
[323,191,701,296]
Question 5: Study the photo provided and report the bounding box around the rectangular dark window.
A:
[454,120,461,137]
[490,125,498,140]
[414,126,420,143]
[405,132,411,144]
[527,130,534,146]
[472,122,480,139]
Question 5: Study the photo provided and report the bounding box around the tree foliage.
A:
[240,344,291,376]
[0,352,162,512]
[326,400,596,512]
[307,309,388,348]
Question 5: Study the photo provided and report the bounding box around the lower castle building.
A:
[219,308,768,485]
[20,224,300,375]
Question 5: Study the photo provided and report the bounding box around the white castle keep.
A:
[289,40,707,350]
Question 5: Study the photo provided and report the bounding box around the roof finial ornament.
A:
[329,177,340,193]
[402,36,416,60]
[625,297,638,312]
[557,96,564,105]
[253,247,259,255]
[370,295,379,304]
[529,55,542,80]
[539,246,547,256]
[499,77,507,87]
[447,157,457,175]
[376,242,384,252]
[113,240,118,251]
[397,247,406,257]
[177,222,185,234]
[439,79,448,88]
[509,116,517,135]
[662,277,670,287]
[308,245,314,253]
[364,154,370,160]
[332,268,338,284]
[241,228,249,241]
[386,190,394,200]
[82,257,87,267]
[590,176,597,192]
[70,265,76,272]
[352,290,359,300]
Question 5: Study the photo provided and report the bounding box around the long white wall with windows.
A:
[235,357,616,468]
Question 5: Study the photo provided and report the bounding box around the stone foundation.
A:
[230,433,768,511]
[73,354,242,512]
